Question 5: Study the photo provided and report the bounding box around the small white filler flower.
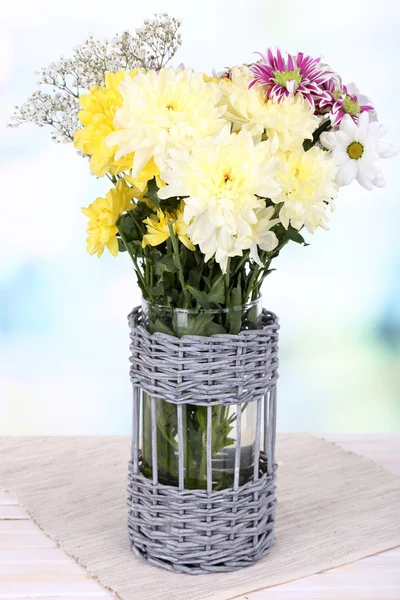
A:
[320,112,398,190]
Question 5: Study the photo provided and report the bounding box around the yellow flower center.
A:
[223,172,232,183]
[347,141,364,160]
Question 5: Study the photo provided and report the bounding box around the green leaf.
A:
[117,237,141,257]
[286,228,309,246]
[206,321,227,335]
[147,284,164,296]
[161,254,178,273]
[202,275,211,290]
[162,271,175,294]
[144,178,161,209]
[153,261,166,276]
[196,406,207,430]
[179,243,188,267]
[207,276,225,304]
[303,118,331,151]
[186,285,211,309]
[188,265,202,289]
[170,288,179,304]
[231,280,242,308]
[148,318,175,336]
[117,238,127,253]
[185,313,214,336]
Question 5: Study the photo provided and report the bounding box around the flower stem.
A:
[245,263,260,303]
[167,220,191,308]
[232,251,249,276]
[224,258,231,307]
[117,223,149,297]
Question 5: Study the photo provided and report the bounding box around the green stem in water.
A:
[198,429,207,484]
[167,220,192,308]
[224,257,231,306]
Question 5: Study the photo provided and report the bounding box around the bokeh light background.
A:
[1,0,399,434]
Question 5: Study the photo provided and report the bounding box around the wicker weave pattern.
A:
[128,307,279,406]
[128,306,279,574]
[127,456,276,574]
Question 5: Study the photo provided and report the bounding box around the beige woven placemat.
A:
[0,434,399,600]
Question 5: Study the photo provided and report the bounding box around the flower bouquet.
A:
[11,14,397,571]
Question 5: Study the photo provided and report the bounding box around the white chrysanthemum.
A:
[249,206,279,265]
[106,68,226,176]
[219,65,270,140]
[320,112,398,190]
[264,94,320,152]
[158,128,281,272]
[274,146,338,233]
[219,67,320,151]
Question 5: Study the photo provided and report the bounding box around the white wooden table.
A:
[1,435,399,600]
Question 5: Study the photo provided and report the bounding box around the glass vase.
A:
[140,298,263,490]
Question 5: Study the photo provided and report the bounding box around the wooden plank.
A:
[272,571,400,589]
[245,563,400,598]
[0,597,111,600]
[0,507,29,520]
[245,591,400,599]
[0,580,108,596]
[0,533,56,549]
[0,561,86,578]
[0,522,39,533]
[0,493,17,507]
[0,549,74,564]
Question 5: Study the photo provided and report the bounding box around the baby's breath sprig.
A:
[7,13,182,143]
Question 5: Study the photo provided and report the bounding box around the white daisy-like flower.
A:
[105,68,226,176]
[219,66,320,151]
[158,128,281,272]
[320,112,398,190]
[274,146,338,233]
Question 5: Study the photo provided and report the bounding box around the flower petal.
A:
[336,159,357,186]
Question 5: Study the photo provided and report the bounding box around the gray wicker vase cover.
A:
[128,305,279,574]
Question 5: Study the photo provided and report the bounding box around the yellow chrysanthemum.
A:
[74,71,135,177]
[82,179,135,257]
[142,203,195,250]
[124,157,165,207]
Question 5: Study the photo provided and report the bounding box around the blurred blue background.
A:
[0,0,399,434]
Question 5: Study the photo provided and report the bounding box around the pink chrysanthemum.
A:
[319,81,374,126]
[250,48,336,110]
